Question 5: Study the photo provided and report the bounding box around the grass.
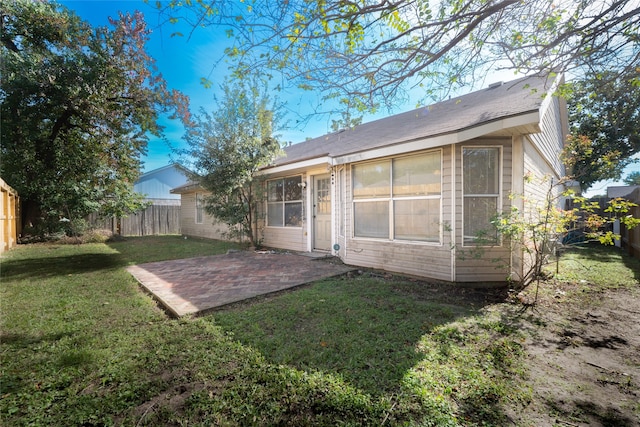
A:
[108,235,241,265]
[554,244,640,289]
[539,243,640,303]
[1,237,637,426]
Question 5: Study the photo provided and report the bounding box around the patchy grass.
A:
[515,244,640,426]
[210,274,529,425]
[553,244,640,289]
[535,243,640,305]
[1,237,637,426]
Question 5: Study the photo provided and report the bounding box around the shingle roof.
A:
[275,74,554,166]
[607,185,640,199]
[170,181,200,194]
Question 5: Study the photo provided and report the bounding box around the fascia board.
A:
[332,133,457,165]
[258,156,331,176]
[457,111,541,141]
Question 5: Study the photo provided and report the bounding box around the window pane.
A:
[354,201,389,238]
[316,177,331,214]
[285,202,302,227]
[195,193,203,224]
[393,153,441,196]
[463,148,499,194]
[268,180,283,202]
[353,161,390,198]
[464,197,498,244]
[394,199,440,242]
[284,176,302,201]
[267,202,283,226]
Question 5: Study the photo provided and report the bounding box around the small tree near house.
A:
[488,174,639,301]
[178,79,283,247]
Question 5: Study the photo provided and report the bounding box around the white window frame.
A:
[351,150,443,244]
[195,192,204,224]
[266,175,303,228]
[461,146,502,246]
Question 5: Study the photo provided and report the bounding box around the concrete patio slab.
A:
[126,251,355,316]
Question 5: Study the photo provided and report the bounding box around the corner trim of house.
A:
[450,143,456,282]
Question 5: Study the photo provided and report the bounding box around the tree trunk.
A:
[21,199,41,232]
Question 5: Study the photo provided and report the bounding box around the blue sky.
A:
[59,0,338,171]
[59,1,638,195]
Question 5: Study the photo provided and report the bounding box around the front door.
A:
[313,175,331,251]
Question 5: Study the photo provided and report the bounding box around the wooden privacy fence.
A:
[1,178,20,253]
[621,187,640,260]
[87,204,180,236]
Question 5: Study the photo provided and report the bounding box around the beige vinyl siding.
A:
[262,227,307,252]
[528,96,566,178]
[455,138,512,282]
[344,239,453,280]
[455,255,512,281]
[179,191,237,241]
[342,147,453,282]
[523,137,565,208]
[515,138,566,281]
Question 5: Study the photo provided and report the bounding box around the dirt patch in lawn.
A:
[506,284,640,426]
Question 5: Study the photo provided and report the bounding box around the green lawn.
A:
[1,237,637,426]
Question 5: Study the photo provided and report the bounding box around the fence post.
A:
[0,178,19,253]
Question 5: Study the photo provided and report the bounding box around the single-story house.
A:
[175,74,569,283]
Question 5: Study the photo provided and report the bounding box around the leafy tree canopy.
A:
[178,78,282,246]
[624,171,640,186]
[564,72,640,189]
[157,0,638,111]
[0,0,190,233]
[158,0,639,185]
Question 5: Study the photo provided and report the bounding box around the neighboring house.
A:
[177,74,570,283]
[134,164,189,205]
[607,185,640,199]
[88,164,189,236]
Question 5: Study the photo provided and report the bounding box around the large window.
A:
[352,151,441,242]
[267,176,303,227]
[195,193,204,224]
[463,147,500,245]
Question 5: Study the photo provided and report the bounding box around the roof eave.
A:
[262,110,542,169]
[257,156,332,176]
[170,183,202,194]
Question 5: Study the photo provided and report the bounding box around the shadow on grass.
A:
[0,331,79,395]
[546,399,639,427]
[0,331,76,349]
[210,273,512,419]
[107,235,241,266]
[564,243,640,278]
[1,236,239,281]
[619,249,640,283]
[0,252,125,280]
